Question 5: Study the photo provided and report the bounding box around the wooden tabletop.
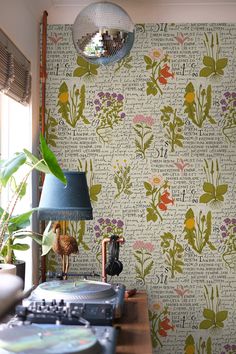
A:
[115,291,153,354]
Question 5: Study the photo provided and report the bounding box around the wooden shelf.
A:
[115,291,152,354]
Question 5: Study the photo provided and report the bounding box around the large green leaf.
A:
[11,243,30,251]
[23,149,50,174]
[40,133,66,185]
[0,152,26,187]
[8,209,35,233]
[42,222,54,256]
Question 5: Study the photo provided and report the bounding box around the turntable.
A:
[0,323,117,354]
[21,279,125,325]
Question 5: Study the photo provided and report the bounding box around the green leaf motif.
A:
[146,211,157,222]
[59,81,68,93]
[144,260,154,277]
[203,182,215,194]
[144,182,152,191]
[73,67,88,77]
[215,310,228,322]
[216,184,228,196]
[203,56,215,68]
[200,193,214,203]
[206,338,212,354]
[199,67,214,77]
[199,319,213,329]
[216,58,228,70]
[144,55,152,65]
[203,308,215,320]
[90,184,102,202]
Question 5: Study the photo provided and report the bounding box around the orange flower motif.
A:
[185,345,195,354]
[59,92,69,104]
[185,92,195,103]
[185,218,195,230]
[160,64,174,79]
[160,190,174,205]
[158,202,167,211]
[158,317,174,337]
[158,76,168,85]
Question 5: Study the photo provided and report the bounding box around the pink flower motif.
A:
[144,242,155,252]
[144,116,154,126]
[133,115,145,124]
[133,115,154,127]
[133,240,145,250]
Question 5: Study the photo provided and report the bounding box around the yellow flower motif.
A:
[150,175,163,186]
[59,92,69,104]
[185,344,195,354]
[113,165,117,169]
[152,49,162,59]
[185,218,195,230]
[185,92,195,104]
[153,302,162,311]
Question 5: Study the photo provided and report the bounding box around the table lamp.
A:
[38,171,93,277]
[38,171,93,221]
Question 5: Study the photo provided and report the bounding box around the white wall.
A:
[47,1,236,24]
[0,0,41,287]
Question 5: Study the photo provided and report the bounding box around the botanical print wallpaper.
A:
[42,23,236,353]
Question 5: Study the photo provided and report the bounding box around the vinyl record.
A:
[31,280,116,302]
[0,325,101,354]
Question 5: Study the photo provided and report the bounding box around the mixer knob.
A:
[42,299,46,306]
[59,299,64,306]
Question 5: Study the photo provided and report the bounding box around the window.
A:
[0,92,32,287]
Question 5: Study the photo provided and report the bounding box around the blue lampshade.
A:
[38,171,93,220]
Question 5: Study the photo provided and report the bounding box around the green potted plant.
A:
[0,133,66,279]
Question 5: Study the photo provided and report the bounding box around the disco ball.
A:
[72,2,135,65]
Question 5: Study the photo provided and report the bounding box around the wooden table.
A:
[115,291,153,354]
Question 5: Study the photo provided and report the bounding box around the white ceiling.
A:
[23,0,236,23]
[51,0,236,3]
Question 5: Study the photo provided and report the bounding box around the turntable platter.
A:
[33,280,116,301]
[0,325,102,354]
